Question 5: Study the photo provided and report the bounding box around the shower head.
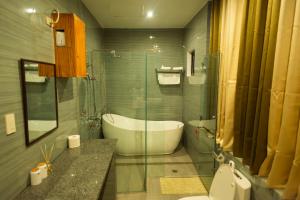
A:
[110,50,121,58]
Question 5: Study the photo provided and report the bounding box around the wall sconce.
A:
[46,9,60,28]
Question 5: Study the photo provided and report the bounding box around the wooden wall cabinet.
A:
[53,13,86,77]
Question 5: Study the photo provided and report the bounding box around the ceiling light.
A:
[146,10,154,18]
[149,35,155,39]
[25,8,36,14]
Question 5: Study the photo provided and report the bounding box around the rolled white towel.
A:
[173,66,183,70]
[160,65,171,70]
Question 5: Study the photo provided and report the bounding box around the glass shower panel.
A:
[145,49,189,188]
[144,47,220,194]
[93,50,148,193]
[183,53,220,190]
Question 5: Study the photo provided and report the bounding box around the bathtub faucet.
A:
[101,106,114,124]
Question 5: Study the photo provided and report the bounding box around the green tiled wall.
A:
[183,3,211,121]
[103,29,184,121]
[0,0,103,199]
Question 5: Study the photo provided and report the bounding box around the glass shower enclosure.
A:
[79,49,220,194]
[90,50,148,192]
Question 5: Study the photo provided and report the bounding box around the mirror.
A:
[20,59,58,145]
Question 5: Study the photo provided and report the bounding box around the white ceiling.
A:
[82,0,208,28]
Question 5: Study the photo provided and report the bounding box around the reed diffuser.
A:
[40,144,55,175]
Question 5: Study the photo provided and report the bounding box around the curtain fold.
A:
[265,1,300,198]
[283,119,300,199]
[297,186,300,200]
[216,0,246,151]
[233,0,269,164]
[250,0,281,174]
[231,0,280,174]
[259,0,297,177]
[232,0,253,158]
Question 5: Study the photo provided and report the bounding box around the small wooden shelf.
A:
[52,13,86,77]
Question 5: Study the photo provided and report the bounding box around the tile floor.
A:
[116,147,214,200]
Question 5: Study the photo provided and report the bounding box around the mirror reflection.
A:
[20,59,58,145]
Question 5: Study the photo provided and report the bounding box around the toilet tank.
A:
[233,169,251,200]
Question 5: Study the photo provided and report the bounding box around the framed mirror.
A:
[20,59,58,145]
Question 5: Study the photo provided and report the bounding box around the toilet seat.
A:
[178,165,236,200]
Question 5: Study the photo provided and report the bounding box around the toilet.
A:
[178,164,251,200]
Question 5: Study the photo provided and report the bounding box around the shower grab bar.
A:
[196,126,215,139]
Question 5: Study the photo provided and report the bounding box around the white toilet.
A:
[178,164,251,200]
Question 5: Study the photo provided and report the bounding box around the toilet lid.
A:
[209,165,236,200]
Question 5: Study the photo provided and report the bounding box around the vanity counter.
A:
[15,139,117,200]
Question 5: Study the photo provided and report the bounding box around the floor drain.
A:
[172,169,178,173]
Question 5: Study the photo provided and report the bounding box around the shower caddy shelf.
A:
[155,68,185,85]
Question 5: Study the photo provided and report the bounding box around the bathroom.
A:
[0,0,299,199]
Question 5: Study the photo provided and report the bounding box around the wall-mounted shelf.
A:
[155,68,184,85]
[155,68,185,74]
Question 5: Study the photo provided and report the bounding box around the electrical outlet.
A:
[5,113,16,135]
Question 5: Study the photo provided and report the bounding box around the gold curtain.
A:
[232,0,281,173]
[260,0,300,198]
[284,119,300,199]
[250,0,281,174]
[214,0,300,198]
[216,0,246,151]
[233,0,269,160]
[259,0,297,177]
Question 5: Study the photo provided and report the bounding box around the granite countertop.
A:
[15,139,117,200]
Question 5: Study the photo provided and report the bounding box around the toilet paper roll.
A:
[30,167,42,186]
[68,135,80,148]
[37,162,48,179]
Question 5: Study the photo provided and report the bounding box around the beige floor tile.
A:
[116,148,193,164]
[116,164,146,193]
[116,147,214,199]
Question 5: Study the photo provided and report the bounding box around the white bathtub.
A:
[102,114,184,156]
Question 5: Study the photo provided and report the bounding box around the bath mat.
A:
[160,177,208,195]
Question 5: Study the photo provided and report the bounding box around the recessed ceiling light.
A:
[25,8,36,14]
[146,10,154,18]
[149,35,155,39]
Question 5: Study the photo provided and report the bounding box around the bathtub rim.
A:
[102,113,184,132]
